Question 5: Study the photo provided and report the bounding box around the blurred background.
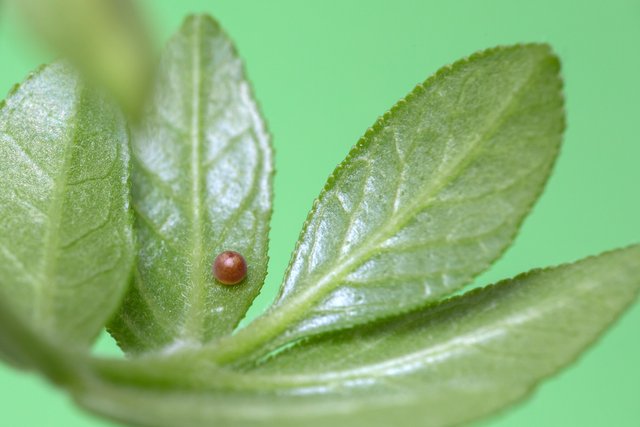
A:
[0,0,638,426]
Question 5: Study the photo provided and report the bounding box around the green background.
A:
[1,0,638,426]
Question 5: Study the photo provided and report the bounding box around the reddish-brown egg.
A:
[212,250,247,285]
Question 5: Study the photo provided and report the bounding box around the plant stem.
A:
[204,286,323,364]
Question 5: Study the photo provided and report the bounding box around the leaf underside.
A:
[0,62,133,347]
[108,14,273,354]
[77,245,640,427]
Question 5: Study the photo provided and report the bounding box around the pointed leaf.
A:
[0,62,133,347]
[211,44,565,360]
[77,245,640,427]
[108,14,273,354]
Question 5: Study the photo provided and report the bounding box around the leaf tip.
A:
[181,12,221,31]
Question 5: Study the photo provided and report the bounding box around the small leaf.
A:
[0,62,133,347]
[14,0,153,116]
[76,245,640,427]
[108,14,273,354]
[220,44,565,359]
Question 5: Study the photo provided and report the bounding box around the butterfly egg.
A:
[213,251,247,285]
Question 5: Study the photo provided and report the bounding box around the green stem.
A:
[209,303,300,364]
[205,284,328,364]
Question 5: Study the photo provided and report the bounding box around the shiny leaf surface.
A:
[0,62,133,347]
[77,245,640,427]
[209,44,565,362]
[108,15,273,354]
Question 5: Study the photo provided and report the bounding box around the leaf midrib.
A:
[212,57,548,364]
[35,84,83,327]
[285,58,544,313]
[183,15,206,343]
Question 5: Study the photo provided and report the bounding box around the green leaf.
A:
[0,62,133,347]
[13,0,153,116]
[0,295,83,387]
[209,44,565,362]
[76,245,640,427]
[108,15,273,354]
